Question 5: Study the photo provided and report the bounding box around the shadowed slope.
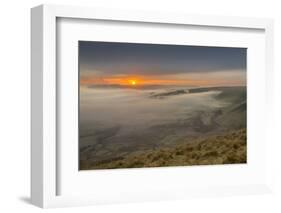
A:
[80,128,246,170]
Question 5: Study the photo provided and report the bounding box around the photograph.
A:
[79,41,247,170]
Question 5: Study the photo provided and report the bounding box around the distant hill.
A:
[150,89,188,98]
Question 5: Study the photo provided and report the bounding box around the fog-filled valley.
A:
[79,86,246,169]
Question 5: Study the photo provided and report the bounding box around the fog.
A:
[79,87,227,142]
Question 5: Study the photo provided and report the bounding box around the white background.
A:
[0,0,281,212]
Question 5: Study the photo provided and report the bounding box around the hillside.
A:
[80,128,246,170]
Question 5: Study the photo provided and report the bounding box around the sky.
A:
[79,41,247,87]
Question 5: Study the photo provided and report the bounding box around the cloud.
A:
[79,41,246,86]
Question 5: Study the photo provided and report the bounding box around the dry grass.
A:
[80,128,246,170]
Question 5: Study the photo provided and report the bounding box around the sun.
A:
[130,80,136,85]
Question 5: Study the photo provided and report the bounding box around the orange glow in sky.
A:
[80,76,208,86]
[80,72,246,87]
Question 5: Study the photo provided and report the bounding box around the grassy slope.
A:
[80,128,246,170]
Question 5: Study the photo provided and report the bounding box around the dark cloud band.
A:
[79,41,246,76]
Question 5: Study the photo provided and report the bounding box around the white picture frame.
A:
[31,4,274,208]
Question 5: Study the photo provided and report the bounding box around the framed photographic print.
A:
[78,41,247,170]
[31,4,274,208]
